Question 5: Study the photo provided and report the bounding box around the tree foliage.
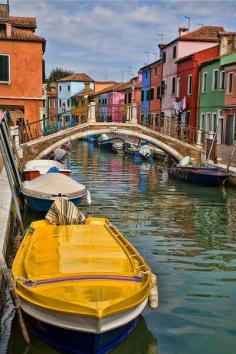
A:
[46,68,75,84]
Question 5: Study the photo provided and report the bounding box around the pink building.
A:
[107,89,124,122]
[160,26,224,118]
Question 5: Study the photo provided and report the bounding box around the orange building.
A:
[0,3,46,125]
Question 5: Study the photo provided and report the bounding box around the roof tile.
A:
[179,25,224,42]
[58,73,94,82]
[9,16,37,28]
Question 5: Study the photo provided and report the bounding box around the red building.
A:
[176,45,219,139]
[149,59,162,126]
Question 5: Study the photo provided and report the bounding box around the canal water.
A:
[6,139,236,354]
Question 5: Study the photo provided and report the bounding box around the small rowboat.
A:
[125,144,153,161]
[112,142,124,154]
[83,134,98,144]
[21,173,89,211]
[12,217,157,354]
[23,159,71,181]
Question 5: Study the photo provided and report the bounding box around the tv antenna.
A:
[185,16,191,30]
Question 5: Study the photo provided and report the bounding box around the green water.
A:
[6,140,236,354]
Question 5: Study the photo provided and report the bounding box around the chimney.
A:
[179,27,189,37]
[84,82,90,92]
[0,4,9,21]
[6,22,11,37]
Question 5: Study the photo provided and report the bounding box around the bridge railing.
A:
[139,114,208,145]
[95,103,141,123]
[17,116,86,144]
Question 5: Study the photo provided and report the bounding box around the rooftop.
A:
[9,16,37,29]
[180,25,224,42]
[161,25,224,49]
[57,73,94,82]
[0,10,45,50]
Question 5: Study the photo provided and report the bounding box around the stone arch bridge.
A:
[20,122,204,164]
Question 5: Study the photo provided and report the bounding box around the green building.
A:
[198,58,225,143]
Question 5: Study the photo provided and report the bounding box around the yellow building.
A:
[71,81,116,122]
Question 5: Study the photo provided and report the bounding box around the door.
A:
[217,117,223,144]
[225,115,234,145]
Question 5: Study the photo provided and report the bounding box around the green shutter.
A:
[0,55,9,82]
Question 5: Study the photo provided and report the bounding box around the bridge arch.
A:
[37,126,183,161]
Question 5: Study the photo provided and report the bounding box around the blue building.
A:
[139,65,151,124]
[57,73,94,126]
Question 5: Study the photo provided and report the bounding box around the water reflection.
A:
[6,140,236,354]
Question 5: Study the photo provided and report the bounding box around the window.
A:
[59,86,62,91]
[68,85,70,91]
[162,51,166,63]
[206,112,211,132]
[150,88,154,100]
[173,46,177,59]
[145,70,148,79]
[54,100,57,108]
[154,67,157,76]
[219,71,225,90]
[177,77,180,97]
[227,72,233,94]
[200,113,205,130]
[202,72,207,93]
[212,69,219,90]
[59,99,62,107]
[141,90,145,101]
[212,113,217,132]
[171,77,176,95]
[185,111,190,125]
[157,86,161,99]
[0,54,10,83]
[128,92,132,103]
[188,74,192,95]
[161,80,166,96]
[67,99,70,107]
[146,89,150,101]
[49,100,52,108]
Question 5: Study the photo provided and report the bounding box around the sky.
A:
[9,0,236,81]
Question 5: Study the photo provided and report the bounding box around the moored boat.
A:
[125,143,153,161]
[21,173,89,211]
[23,159,71,181]
[169,166,228,186]
[83,135,98,144]
[12,216,157,354]
[112,141,124,154]
[97,134,114,150]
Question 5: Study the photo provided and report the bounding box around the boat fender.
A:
[148,273,159,309]
[87,190,92,205]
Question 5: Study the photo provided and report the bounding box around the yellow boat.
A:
[12,217,157,354]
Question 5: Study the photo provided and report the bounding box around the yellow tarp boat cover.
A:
[12,218,152,318]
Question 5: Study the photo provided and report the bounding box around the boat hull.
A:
[169,167,227,186]
[97,141,113,150]
[83,135,98,144]
[24,194,85,212]
[25,313,138,354]
[125,150,153,161]
[23,170,70,181]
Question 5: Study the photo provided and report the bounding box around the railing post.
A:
[197,129,203,146]
[131,103,138,124]
[88,102,96,123]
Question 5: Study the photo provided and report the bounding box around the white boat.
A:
[23,159,71,181]
[112,142,124,154]
[21,173,90,211]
